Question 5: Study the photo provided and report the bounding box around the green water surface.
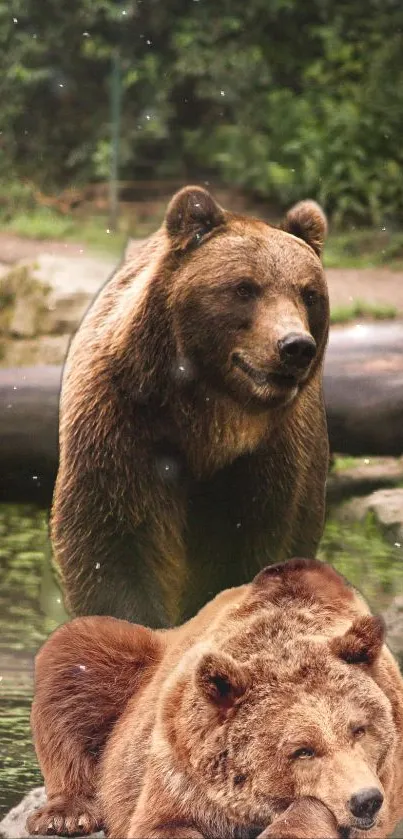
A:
[0,506,66,818]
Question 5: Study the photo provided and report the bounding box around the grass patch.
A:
[325,228,403,269]
[331,456,366,472]
[2,207,127,256]
[331,455,386,472]
[4,209,75,240]
[330,299,397,325]
[3,197,403,270]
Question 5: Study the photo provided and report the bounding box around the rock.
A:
[337,488,403,545]
[0,788,104,839]
[327,458,403,505]
[0,252,118,367]
[33,253,117,335]
[0,263,51,339]
[1,336,70,367]
[0,788,45,839]
[1,253,117,342]
[10,292,49,339]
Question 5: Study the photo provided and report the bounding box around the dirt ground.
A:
[0,232,92,264]
[326,267,403,314]
[1,231,403,314]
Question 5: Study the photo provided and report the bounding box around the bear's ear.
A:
[195,651,249,709]
[330,615,385,666]
[281,200,327,257]
[165,186,225,251]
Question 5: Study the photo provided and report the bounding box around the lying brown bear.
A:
[28,559,403,838]
[52,186,330,627]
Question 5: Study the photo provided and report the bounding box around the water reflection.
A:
[0,505,66,818]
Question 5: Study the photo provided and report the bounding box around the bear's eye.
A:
[352,725,366,739]
[292,747,315,760]
[302,288,318,307]
[235,281,259,300]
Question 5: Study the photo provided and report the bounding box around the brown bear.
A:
[52,186,330,627]
[28,559,403,839]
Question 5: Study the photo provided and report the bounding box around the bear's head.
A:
[160,603,394,836]
[164,186,329,410]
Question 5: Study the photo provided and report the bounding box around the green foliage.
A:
[1,1,403,224]
[0,180,37,218]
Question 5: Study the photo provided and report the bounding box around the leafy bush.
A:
[1,1,403,224]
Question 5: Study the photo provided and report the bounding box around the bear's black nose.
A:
[349,788,384,820]
[278,332,317,370]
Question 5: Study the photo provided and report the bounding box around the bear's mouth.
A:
[338,816,377,836]
[352,816,377,832]
[232,353,299,390]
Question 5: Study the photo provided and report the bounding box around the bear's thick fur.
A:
[28,559,403,839]
[258,799,338,838]
[52,186,330,626]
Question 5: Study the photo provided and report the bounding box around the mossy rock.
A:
[0,264,51,339]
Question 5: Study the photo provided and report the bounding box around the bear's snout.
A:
[277,332,317,371]
[349,787,384,823]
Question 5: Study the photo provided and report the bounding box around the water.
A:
[0,505,66,819]
[0,504,402,821]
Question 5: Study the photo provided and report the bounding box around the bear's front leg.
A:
[128,822,204,839]
[27,794,101,837]
[126,781,205,839]
[28,617,161,837]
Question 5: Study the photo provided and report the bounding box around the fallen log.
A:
[324,322,403,457]
[1,322,402,503]
[0,365,60,504]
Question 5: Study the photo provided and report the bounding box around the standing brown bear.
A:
[52,186,329,626]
